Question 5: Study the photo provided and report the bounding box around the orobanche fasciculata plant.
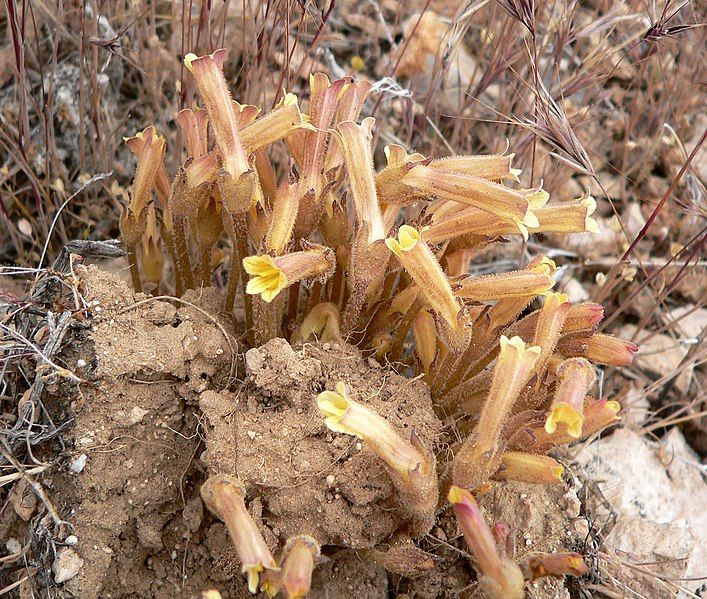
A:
[120,48,637,598]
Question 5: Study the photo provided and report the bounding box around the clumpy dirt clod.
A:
[199,337,441,548]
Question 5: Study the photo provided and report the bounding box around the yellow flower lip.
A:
[243,255,288,303]
[581,195,601,233]
[316,381,351,432]
[545,403,585,438]
[500,334,541,357]
[385,225,421,256]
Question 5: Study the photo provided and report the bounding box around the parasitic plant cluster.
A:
[121,49,637,597]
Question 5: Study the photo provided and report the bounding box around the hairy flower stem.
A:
[224,212,253,334]
[198,245,211,288]
[127,247,143,293]
[389,297,424,364]
[172,215,195,292]
[284,283,301,340]
[253,295,284,346]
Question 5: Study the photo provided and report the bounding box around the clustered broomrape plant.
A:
[121,48,638,597]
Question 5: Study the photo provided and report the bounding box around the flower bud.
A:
[525,552,589,580]
[299,302,342,343]
[279,536,321,599]
[375,144,427,206]
[584,334,638,366]
[454,270,555,301]
[124,126,167,216]
[448,486,525,599]
[494,452,564,484]
[563,302,604,332]
[530,292,571,376]
[336,118,386,243]
[177,107,209,158]
[413,308,437,374]
[429,152,521,182]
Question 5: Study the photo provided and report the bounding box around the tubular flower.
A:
[279,536,321,599]
[326,80,373,171]
[176,108,209,159]
[265,180,299,254]
[400,164,538,235]
[200,475,277,594]
[184,50,248,180]
[495,451,564,484]
[510,398,621,453]
[425,193,597,241]
[563,303,604,332]
[336,118,386,243]
[299,302,343,342]
[299,73,348,197]
[532,194,600,234]
[424,205,523,242]
[429,152,521,182]
[454,270,555,301]
[243,245,335,303]
[453,336,541,489]
[545,358,596,438]
[240,92,311,154]
[123,126,167,216]
[413,308,437,374]
[525,552,589,580]
[386,225,462,330]
[317,382,438,535]
[484,256,557,330]
[448,486,525,599]
[530,292,571,376]
[585,334,639,366]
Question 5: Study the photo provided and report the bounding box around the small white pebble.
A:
[94,306,102,313]
[76,358,87,368]
[64,535,78,546]
[216,348,223,355]
[326,475,335,487]
[69,454,87,474]
[247,430,257,440]
[356,442,362,450]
